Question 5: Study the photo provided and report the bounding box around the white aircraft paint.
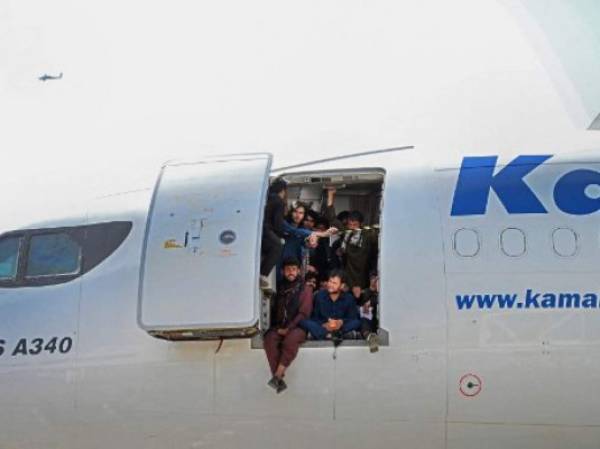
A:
[1,1,600,448]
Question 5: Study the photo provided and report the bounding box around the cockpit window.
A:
[26,233,81,277]
[0,237,21,280]
[0,221,131,288]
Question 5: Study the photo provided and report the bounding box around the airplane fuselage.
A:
[1,149,599,449]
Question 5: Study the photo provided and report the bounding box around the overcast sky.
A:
[1,0,599,229]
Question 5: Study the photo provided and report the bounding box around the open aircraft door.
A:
[139,153,272,340]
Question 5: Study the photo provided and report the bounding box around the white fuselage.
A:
[1,148,599,449]
[3,1,600,447]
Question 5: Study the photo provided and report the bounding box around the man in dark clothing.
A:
[322,188,378,288]
[310,215,332,282]
[300,270,360,341]
[339,210,378,299]
[264,257,313,393]
[260,179,287,288]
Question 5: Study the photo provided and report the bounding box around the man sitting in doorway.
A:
[300,270,360,343]
[264,257,313,393]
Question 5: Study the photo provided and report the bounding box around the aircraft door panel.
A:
[139,154,272,335]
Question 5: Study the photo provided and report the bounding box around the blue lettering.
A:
[558,293,580,308]
[553,169,600,215]
[541,293,556,308]
[455,294,475,310]
[525,289,540,308]
[477,294,495,308]
[496,294,518,309]
[455,291,599,310]
[582,293,598,308]
[451,155,552,216]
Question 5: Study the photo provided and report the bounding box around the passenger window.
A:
[0,237,21,280]
[26,233,81,277]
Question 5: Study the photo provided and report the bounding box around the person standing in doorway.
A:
[281,203,337,281]
[260,179,288,289]
[339,210,378,299]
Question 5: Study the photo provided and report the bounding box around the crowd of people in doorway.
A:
[260,179,380,393]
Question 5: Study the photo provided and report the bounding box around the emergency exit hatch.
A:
[139,153,272,340]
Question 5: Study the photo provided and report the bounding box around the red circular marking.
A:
[459,373,483,397]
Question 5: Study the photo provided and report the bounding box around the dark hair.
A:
[305,271,318,283]
[282,257,301,268]
[270,178,287,195]
[304,209,318,222]
[328,269,346,284]
[286,202,307,224]
[348,210,364,224]
[315,215,330,229]
[337,211,350,222]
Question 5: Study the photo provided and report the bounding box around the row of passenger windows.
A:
[0,222,132,287]
[452,227,581,258]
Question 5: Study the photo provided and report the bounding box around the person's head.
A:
[287,202,307,226]
[326,269,346,295]
[337,211,349,226]
[369,270,379,291]
[305,271,318,290]
[347,210,364,230]
[281,257,301,282]
[303,209,318,230]
[270,179,288,199]
[315,216,330,232]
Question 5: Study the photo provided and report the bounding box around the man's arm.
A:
[286,286,314,331]
[312,228,338,239]
[322,188,344,230]
[282,220,312,239]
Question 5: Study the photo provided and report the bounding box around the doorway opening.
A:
[255,168,389,348]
